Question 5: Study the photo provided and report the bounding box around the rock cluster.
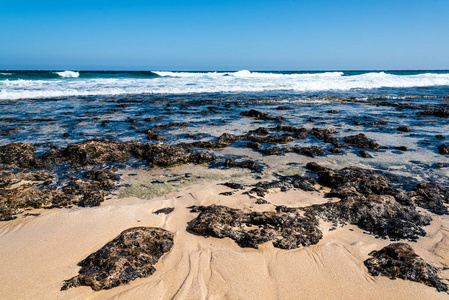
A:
[62,227,174,291]
[364,243,448,292]
[187,205,322,249]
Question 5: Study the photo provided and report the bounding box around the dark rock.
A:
[219,192,234,196]
[240,109,284,122]
[329,147,344,154]
[276,106,291,110]
[272,125,309,139]
[224,159,262,172]
[417,108,449,117]
[436,135,446,139]
[343,133,381,150]
[85,168,118,182]
[397,126,411,132]
[326,110,339,114]
[187,205,322,249]
[61,227,174,291]
[0,143,44,169]
[250,127,271,136]
[191,141,230,149]
[394,146,408,151]
[364,243,448,293]
[63,133,71,138]
[358,150,372,158]
[434,163,449,168]
[222,182,245,190]
[410,182,449,215]
[155,122,188,128]
[438,144,449,155]
[0,127,19,136]
[153,207,174,215]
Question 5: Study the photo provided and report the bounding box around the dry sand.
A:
[0,166,448,300]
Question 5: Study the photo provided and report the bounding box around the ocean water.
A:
[1,70,449,100]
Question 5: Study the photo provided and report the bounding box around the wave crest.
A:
[55,71,80,78]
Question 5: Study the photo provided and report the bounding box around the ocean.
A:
[1,70,449,100]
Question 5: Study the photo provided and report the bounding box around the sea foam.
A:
[1,71,449,100]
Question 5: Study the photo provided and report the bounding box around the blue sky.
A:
[1,0,448,70]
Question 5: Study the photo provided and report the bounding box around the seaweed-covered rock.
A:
[343,133,381,150]
[42,138,133,167]
[61,227,174,291]
[132,143,216,167]
[224,159,262,172]
[364,243,448,292]
[85,168,118,182]
[307,195,430,239]
[438,144,449,155]
[417,108,449,117]
[240,109,284,122]
[0,143,44,169]
[187,205,322,249]
[410,182,449,215]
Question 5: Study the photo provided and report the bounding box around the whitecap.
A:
[55,71,80,78]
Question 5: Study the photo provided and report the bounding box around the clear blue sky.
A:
[1,0,448,70]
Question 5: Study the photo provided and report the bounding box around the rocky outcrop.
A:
[410,182,449,215]
[364,243,448,292]
[343,133,381,150]
[0,143,44,169]
[240,109,284,122]
[224,159,262,172]
[61,227,174,291]
[187,205,322,249]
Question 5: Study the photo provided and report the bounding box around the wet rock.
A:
[276,106,291,110]
[42,138,133,168]
[0,127,19,136]
[358,150,372,158]
[343,133,381,150]
[63,132,71,138]
[397,126,411,132]
[187,205,322,249]
[306,163,431,239]
[85,168,118,182]
[61,227,174,291]
[247,142,261,150]
[364,243,448,293]
[329,147,344,154]
[133,143,216,168]
[434,163,449,168]
[63,178,109,207]
[326,110,339,114]
[219,191,234,196]
[272,125,309,139]
[191,141,230,149]
[436,135,446,139]
[261,146,325,158]
[410,182,449,215]
[153,207,174,215]
[310,128,337,142]
[0,143,44,169]
[247,175,317,197]
[250,127,271,136]
[137,129,165,141]
[394,146,408,151]
[224,159,262,172]
[417,108,449,117]
[438,144,449,155]
[155,122,188,128]
[306,195,430,239]
[240,109,284,122]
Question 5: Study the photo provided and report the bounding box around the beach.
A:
[0,70,448,299]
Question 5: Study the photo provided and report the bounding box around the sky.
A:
[1,0,448,70]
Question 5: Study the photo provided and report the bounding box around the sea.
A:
[0,70,448,187]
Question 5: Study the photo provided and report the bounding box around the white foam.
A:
[55,71,80,78]
[1,71,449,100]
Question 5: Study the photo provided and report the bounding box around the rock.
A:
[410,182,449,215]
[272,125,309,139]
[276,106,291,110]
[358,150,371,158]
[187,205,322,249]
[153,207,174,215]
[0,143,44,169]
[191,141,230,149]
[364,243,448,293]
[326,110,339,114]
[0,127,19,136]
[61,227,174,291]
[42,138,133,167]
[394,146,408,151]
[434,163,449,168]
[436,135,446,139]
[329,147,344,154]
[63,132,71,138]
[224,159,262,172]
[261,146,325,158]
[250,127,271,136]
[155,122,188,128]
[343,133,381,150]
[222,182,245,190]
[85,168,118,182]
[438,144,449,155]
[397,126,411,132]
[417,108,449,117]
[240,109,284,122]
